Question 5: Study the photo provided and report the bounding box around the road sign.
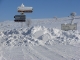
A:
[18,3,33,13]
[61,23,77,31]
[14,15,26,22]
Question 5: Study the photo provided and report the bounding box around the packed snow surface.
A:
[0,16,80,60]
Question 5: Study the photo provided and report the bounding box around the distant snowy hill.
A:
[0,16,80,60]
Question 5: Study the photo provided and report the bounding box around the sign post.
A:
[14,3,33,28]
[14,15,26,22]
[61,23,77,31]
[61,12,77,31]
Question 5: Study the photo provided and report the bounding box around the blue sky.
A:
[0,0,80,21]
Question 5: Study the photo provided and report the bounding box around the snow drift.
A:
[0,26,80,47]
[0,17,80,60]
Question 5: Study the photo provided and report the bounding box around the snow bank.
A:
[0,26,80,47]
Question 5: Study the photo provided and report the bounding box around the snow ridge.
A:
[0,26,80,47]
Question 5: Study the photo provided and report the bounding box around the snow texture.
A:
[0,16,80,60]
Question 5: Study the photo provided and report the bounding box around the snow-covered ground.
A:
[0,16,80,60]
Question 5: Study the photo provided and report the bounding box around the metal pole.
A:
[20,12,24,29]
[21,22,22,28]
[71,16,74,24]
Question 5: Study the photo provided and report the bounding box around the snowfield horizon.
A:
[0,16,80,60]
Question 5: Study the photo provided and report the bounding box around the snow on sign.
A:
[14,15,26,22]
[18,3,33,13]
[61,23,77,31]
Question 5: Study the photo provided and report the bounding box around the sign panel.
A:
[18,7,33,13]
[18,6,33,13]
[14,15,26,22]
[14,20,26,22]
[61,23,77,31]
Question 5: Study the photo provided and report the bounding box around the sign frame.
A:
[61,23,77,31]
[14,15,26,22]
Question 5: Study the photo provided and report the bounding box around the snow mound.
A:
[0,26,80,47]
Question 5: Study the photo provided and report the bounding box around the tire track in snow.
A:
[22,46,51,60]
[43,45,80,60]
[22,46,42,60]
[21,46,34,60]
[42,45,69,60]
[32,45,67,60]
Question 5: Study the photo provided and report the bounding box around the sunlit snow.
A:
[0,16,80,60]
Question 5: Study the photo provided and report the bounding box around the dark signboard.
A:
[14,15,26,22]
[61,23,77,31]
